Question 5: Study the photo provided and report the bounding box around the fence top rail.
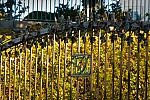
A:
[0,19,149,52]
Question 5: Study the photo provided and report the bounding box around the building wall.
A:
[120,0,149,20]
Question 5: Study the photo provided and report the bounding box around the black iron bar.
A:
[58,0,60,19]
[46,0,47,20]
[96,29,101,100]
[76,30,81,100]
[63,32,67,100]
[140,0,142,20]
[23,0,25,18]
[28,0,29,20]
[14,0,16,18]
[18,0,21,21]
[19,48,22,100]
[83,31,87,100]
[144,31,149,100]
[83,0,85,14]
[24,42,27,100]
[57,38,61,100]
[90,0,92,17]
[29,45,32,100]
[124,0,125,11]
[0,51,2,99]
[34,39,38,100]
[90,29,94,100]
[104,31,108,100]
[119,33,124,100]
[49,0,52,20]
[50,0,51,20]
[70,34,73,100]
[128,0,129,10]
[4,51,6,99]
[51,33,55,99]
[136,32,140,100]
[14,46,17,99]
[127,31,131,100]
[67,0,69,5]
[54,0,56,18]
[108,0,109,11]
[85,0,87,15]
[32,0,34,19]
[144,0,146,21]
[112,33,115,100]
[40,39,44,99]
[132,0,133,18]
[136,0,138,20]
[46,35,49,100]
[9,50,11,100]
[41,0,43,20]
[148,0,150,22]
[36,0,38,19]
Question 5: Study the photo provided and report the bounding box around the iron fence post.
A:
[70,40,73,100]
[104,30,108,100]
[140,0,142,19]
[34,38,38,100]
[144,30,149,100]
[14,46,17,100]
[41,0,43,20]
[28,0,30,20]
[96,29,101,100]
[119,32,125,100]
[111,32,115,100]
[24,42,27,100]
[144,0,146,21]
[63,32,68,100]
[50,0,51,20]
[57,38,61,100]
[40,39,44,99]
[127,31,131,100]
[90,30,94,100]
[46,35,49,100]
[36,0,38,19]
[0,51,2,99]
[29,44,32,100]
[148,0,150,22]
[83,33,87,100]
[76,29,81,100]
[70,33,75,100]
[136,31,141,100]
[4,50,6,99]
[51,33,55,99]
[136,0,138,20]
[19,48,22,100]
[32,0,34,19]
[9,50,11,100]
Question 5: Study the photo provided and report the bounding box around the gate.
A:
[0,0,149,100]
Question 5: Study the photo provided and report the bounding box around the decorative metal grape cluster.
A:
[0,1,149,77]
[0,0,149,48]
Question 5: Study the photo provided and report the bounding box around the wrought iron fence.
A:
[0,0,150,100]
[0,0,150,21]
